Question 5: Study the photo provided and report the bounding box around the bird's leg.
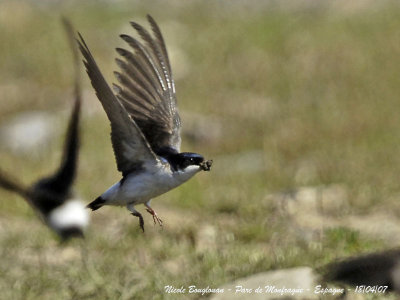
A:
[127,203,144,232]
[132,211,144,232]
[145,201,163,227]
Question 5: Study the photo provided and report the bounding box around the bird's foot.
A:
[131,211,145,232]
[145,207,163,228]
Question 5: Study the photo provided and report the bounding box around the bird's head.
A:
[172,152,212,172]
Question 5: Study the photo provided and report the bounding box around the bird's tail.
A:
[86,196,105,211]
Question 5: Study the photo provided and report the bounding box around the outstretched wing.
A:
[0,169,29,199]
[113,15,181,154]
[78,33,160,176]
[37,18,82,196]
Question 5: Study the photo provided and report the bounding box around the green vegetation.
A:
[1,1,400,299]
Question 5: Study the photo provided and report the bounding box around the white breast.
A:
[103,162,202,206]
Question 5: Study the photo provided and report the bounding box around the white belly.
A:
[101,163,201,206]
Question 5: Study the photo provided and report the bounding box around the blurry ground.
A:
[1,0,400,299]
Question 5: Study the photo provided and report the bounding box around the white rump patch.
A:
[48,199,89,231]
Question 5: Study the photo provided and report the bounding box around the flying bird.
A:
[78,15,212,232]
[0,19,89,240]
[323,249,400,293]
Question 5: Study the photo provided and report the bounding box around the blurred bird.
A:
[0,19,89,240]
[323,249,400,293]
[78,15,212,232]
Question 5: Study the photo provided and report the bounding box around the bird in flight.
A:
[78,15,212,232]
[0,19,89,240]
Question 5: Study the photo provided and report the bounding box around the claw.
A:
[145,206,163,228]
[131,211,145,232]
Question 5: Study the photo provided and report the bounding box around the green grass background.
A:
[1,1,400,299]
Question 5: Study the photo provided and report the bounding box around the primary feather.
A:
[114,15,181,153]
[78,33,161,177]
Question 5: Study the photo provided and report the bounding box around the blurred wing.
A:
[43,18,82,195]
[113,15,181,154]
[44,80,80,195]
[0,169,29,199]
[78,33,160,176]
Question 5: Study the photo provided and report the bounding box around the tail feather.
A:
[87,196,105,211]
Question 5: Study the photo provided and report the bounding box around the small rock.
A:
[284,184,348,216]
[0,111,59,156]
[162,255,189,276]
[196,225,217,253]
[268,184,400,246]
[265,184,349,242]
[346,212,400,245]
[294,159,317,185]
[211,267,319,300]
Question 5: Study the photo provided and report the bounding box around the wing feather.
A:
[147,14,173,87]
[120,34,166,92]
[47,17,82,194]
[129,21,172,92]
[116,48,163,102]
[115,58,158,105]
[78,33,160,176]
[0,170,29,199]
[115,16,181,153]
